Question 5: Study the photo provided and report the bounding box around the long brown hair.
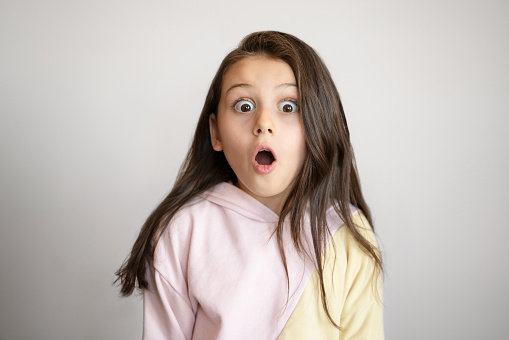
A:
[115,31,382,328]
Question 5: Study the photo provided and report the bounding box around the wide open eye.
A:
[278,101,298,113]
[233,100,255,113]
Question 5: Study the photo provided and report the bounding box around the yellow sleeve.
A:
[338,212,384,339]
[277,211,384,340]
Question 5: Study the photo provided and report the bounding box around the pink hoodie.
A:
[143,182,383,339]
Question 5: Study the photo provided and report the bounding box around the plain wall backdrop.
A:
[1,0,508,339]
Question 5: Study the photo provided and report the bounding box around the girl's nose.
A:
[253,108,275,136]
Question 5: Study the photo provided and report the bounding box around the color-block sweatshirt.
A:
[143,182,383,339]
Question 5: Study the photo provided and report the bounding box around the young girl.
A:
[116,31,383,339]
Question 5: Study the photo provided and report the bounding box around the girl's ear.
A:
[209,113,223,151]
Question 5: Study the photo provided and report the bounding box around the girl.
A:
[116,31,383,339]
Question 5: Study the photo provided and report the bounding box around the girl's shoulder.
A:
[321,206,380,271]
[156,181,279,249]
[330,210,379,255]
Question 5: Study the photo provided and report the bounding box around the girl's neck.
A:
[234,181,288,216]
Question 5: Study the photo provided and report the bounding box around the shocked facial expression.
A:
[209,56,306,214]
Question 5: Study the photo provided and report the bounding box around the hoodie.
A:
[143,182,383,339]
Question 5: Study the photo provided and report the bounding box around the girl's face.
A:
[209,56,306,214]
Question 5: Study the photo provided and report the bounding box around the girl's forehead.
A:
[221,57,297,89]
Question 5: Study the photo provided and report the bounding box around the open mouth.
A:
[255,149,275,165]
[252,145,277,174]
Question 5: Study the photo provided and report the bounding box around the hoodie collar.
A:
[200,182,279,223]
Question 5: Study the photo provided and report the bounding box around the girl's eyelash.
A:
[231,98,253,108]
[281,98,298,105]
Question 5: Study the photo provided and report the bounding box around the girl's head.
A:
[117,33,379,326]
[190,31,352,212]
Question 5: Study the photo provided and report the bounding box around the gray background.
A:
[1,0,508,339]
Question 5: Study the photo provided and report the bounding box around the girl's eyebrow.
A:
[225,83,251,96]
[276,82,297,89]
[225,82,297,96]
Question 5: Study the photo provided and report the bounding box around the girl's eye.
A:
[233,100,255,113]
[278,101,298,113]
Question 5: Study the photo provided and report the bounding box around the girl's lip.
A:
[252,144,277,174]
